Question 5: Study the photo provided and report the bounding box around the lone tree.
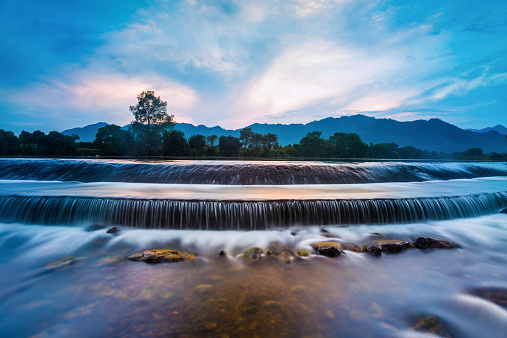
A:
[130,90,175,155]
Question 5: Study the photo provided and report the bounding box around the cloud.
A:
[228,23,454,127]
[6,69,198,127]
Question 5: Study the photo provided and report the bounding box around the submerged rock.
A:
[469,287,507,308]
[278,251,294,264]
[195,284,214,294]
[311,241,343,257]
[244,247,263,260]
[364,244,382,256]
[411,315,452,337]
[45,256,84,269]
[84,224,106,232]
[296,249,311,257]
[500,208,507,214]
[321,228,340,238]
[412,237,454,249]
[374,240,410,253]
[128,249,196,263]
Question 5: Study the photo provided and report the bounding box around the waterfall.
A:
[1,159,506,184]
[1,192,505,229]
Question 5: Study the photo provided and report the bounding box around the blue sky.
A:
[1,0,506,134]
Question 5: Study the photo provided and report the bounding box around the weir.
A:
[1,159,506,184]
[1,192,506,229]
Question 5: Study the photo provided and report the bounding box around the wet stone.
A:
[411,315,452,338]
[374,240,411,253]
[128,249,196,263]
[107,227,120,234]
[84,224,106,232]
[321,228,340,239]
[296,249,311,257]
[500,208,507,214]
[278,251,294,264]
[343,243,362,253]
[312,242,343,257]
[244,247,263,260]
[45,256,84,269]
[412,237,454,249]
[365,245,382,256]
[219,250,227,256]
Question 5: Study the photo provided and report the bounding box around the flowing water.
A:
[0,159,506,337]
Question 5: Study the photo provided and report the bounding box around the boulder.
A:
[411,315,452,337]
[374,240,410,253]
[364,244,382,256]
[107,227,120,234]
[412,237,454,249]
[343,243,362,253]
[311,241,343,257]
[128,249,196,263]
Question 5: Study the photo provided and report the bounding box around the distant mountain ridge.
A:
[62,115,507,153]
[466,125,507,135]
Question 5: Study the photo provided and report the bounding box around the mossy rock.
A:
[412,237,454,249]
[244,247,263,259]
[363,244,382,256]
[296,249,311,257]
[311,241,343,257]
[128,249,196,263]
[411,315,452,337]
[343,243,362,253]
[46,256,84,269]
[373,239,410,253]
[278,251,294,264]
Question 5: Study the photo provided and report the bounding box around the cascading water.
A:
[1,158,507,337]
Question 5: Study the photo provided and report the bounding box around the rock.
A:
[412,237,454,249]
[321,228,340,238]
[244,247,263,259]
[128,249,196,263]
[45,256,84,269]
[369,232,386,239]
[364,244,382,256]
[469,287,507,308]
[296,249,311,257]
[290,230,298,236]
[278,251,294,264]
[195,284,214,294]
[500,209,507,214]
[343,243,362,253]
[290,285,306,293]
[411,315,452,337]
[311,241,343,257]
[374,240,410,253]
[219,250,227,256]
[107,227,119,234]
[264,249,274,257]
[84,224,106,232]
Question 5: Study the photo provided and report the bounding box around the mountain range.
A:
[62,115,507,153]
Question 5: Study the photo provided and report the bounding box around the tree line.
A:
[1,91,505,160]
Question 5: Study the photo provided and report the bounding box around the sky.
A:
[0,0,506,135]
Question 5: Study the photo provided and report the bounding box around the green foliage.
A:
[188,134,207,156]
[162,130,188,156]
[130,91,174,156]
[0,129,19,155]
[219,135,241,157]
[328,132,368,158]
[299,131,326,157]
[93,124,135,156]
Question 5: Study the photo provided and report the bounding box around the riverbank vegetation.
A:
[1,91,505,160]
